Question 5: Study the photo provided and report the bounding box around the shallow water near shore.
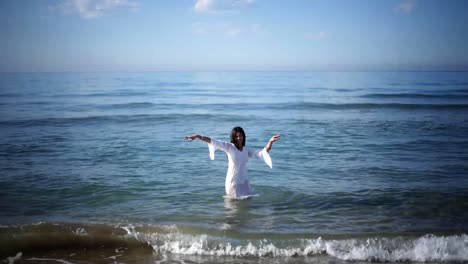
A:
[1,71,467,263]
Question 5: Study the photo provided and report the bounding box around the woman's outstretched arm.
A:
[184,134,211,144]
[265,134,281,153]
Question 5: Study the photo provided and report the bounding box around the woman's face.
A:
[234,131,244,147]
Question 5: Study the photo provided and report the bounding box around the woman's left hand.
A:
[269,134,281,142]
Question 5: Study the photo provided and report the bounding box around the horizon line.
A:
[1,63,468,73]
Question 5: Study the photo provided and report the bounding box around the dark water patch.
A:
[274,102,468,110]
[387,139,468,154]
[23,101,51,105]
[389,81,468,87]
[0,113,248,127]
[453,88,468,93]
[368,119,468,133]
[0,143,58,157]
[96,102,156,109]
[177,92,227,97]
[0,222,152,259]
[84,91,151,97]
[412,82,455,86]
[0,93,24,98]
[255,186,468,234]
[304,87,364,92]
[37,91,153,98]
[150,81,200,87]
[0,101,52,106]
[361,93,468,99]
[333,88,364,92]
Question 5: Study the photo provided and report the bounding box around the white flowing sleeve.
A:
[248,148,273,169]
[208,139,231,160]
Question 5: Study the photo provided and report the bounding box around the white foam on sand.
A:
[7,252,22,264]
[121,226,468,262]
[25,258,76,264]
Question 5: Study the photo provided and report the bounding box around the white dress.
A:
[208,139,272,199]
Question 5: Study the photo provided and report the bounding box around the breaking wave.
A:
[1,223,468,262]
[123,225,468,262]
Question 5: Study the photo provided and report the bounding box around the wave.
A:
[333,88,364,92]
[1,102,468,127]
[174,102,468,111]
[141,233,468,262]
[278,102,468,110]
[0,93,24,98]
[454,88,468,94]
[389,81,468,87]
[1,223,467,262]
[0,113,243,127]
[97,102,156,109]
[0,91,152,99]
[45,91,152,98]
[361,93,468,99]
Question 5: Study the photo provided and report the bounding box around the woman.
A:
[185,127,280,199]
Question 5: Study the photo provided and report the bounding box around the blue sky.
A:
[1,0,467,71]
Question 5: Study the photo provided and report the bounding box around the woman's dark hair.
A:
[230,126,246,146]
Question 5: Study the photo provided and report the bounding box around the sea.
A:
[0,71,467,263]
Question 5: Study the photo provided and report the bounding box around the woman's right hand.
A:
[184,134,199,141]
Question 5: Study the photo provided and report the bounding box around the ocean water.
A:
[0,71,467,263]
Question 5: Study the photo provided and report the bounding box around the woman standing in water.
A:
[185,127,281,199]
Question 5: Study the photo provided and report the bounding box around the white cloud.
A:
[395,0,416,14]
[304,31,328,40]
[56,0,139,19]
[194,0,254,14]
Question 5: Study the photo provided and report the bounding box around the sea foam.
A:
[122,226,468,262]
